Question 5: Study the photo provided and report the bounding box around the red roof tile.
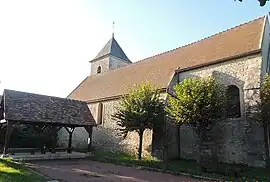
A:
[68,16,266,102]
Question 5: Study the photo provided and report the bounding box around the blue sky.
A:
[0,0,269,97]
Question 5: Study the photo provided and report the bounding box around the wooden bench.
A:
[9,148,40,155]
[9,147,71,155]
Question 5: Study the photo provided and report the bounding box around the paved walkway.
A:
[27,159,198,182]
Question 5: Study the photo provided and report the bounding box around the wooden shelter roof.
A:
[0,89,96,126]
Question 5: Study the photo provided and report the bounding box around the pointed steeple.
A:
[91,36,131,63]
[89,25,131,75]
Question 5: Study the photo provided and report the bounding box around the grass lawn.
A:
[88,150,270,182]
[0,158,45,182]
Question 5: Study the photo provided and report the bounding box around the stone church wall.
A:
[57,126,89,150]
[261,16,270,75]
[165,53,266,167]
[58,53,266,167]
[90,57,110,75]
[58,95,165,158]
[89,100,153,157]
[109,56,130,70]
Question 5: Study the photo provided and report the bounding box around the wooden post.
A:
[68,132,72,153]
[51,126,61,154]
[3,121,15,155]
[0,124,7,146]
[51,126,56,154]
[84,126,93,152]
[33,124,48,154]
[65,127,75,153]
[87,133,92,152]
[39,125,48,154]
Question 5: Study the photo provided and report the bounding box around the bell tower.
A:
[89,33,131,75]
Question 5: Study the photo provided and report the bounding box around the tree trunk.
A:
[138,130,144,160]
[197,136,202,171]
[196,131,206,172]
[177,124,181,159]
[263,122,270,167]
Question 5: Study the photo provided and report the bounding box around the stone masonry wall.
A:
[58,127,89,150]
[90,57,110,75]
[58,53,265,166]
[57,104,95,150]
[90,100,153,157]
[109,56,130,70]
[58,94,167,157]
[166,54,266,167]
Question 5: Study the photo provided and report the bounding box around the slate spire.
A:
[91,35,130,63]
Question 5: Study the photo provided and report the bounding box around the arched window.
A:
[97,102,103,125]
[227,85,241,118]
[97,66,101,74]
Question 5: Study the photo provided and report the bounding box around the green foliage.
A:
[166,77,226,135]
[248,74,270,124]
[112,82,165,159]
[112,82,165,137]
[252,74,270,167]
[0,158,45,182]
[166,77,227,171]
[246,75,270,124]
[237,0,269,6]
[260,74,270,121]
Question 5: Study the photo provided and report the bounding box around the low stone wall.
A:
[6,152,87,161]
[92,126,152,157]
[164,117,265,167]
[91,100,152,156]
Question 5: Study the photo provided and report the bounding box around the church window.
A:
[227,85,241,118]
[97,102,103,124]
[97,66,102,74]
[267,42,270,73]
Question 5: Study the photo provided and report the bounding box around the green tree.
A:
[112,82,165,160]
[165,91,183,159]
[254,74,270,166]
[237,0,269,6]
[166,77,226,170]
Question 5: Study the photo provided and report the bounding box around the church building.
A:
[59,15,270,167]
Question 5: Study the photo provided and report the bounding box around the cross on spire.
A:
[112,21,115,38]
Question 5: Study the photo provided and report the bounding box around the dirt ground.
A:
[27,159,199,182]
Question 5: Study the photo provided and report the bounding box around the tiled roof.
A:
[92,35,131,63]
[0,89,96,126]
[68,16,266,102]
